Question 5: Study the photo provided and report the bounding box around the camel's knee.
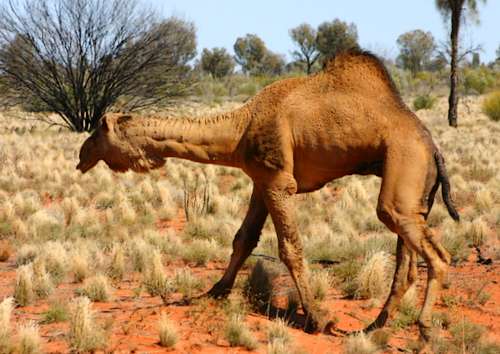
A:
[376,202,398,232]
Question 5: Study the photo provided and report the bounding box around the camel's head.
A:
[76,114,133,174]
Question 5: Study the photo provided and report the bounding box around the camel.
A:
[77,50,459,341]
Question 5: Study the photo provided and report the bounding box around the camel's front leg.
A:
[365,237,418,331]
[261,175,323,333]
[207,187,268,298]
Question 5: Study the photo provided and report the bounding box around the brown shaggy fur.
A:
[77,50,458,341]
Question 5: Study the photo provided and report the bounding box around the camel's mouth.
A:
[76,160,98,174]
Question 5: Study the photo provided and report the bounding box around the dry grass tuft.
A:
[78,274,113,302]
[68,296,105,352]
[173,268,204,299]
[244,260,278,309]
[267,318,291,345]
[14,265,34,307]
[355,251,392,301]
[17,321,42,354]
[343,332,379,354]
[107,244,125,281]
[142,250,173,299]
[0,297,14,354]
[158,313,178,348]
[224,314,258,350]
[31,257,54,299]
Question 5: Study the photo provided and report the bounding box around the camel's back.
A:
[239,51,432,186]
[284,51,427,152]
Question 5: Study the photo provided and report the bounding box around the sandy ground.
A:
[0,208,498,353]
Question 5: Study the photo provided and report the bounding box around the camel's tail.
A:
[434,151,460,221]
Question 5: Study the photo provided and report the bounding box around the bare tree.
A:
[0,0,196,132]
[435,0,486,127]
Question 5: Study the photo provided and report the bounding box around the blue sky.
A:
[153,0,499,63]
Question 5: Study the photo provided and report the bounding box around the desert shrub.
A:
[14,265,34,306]
[267,318,291,344]
[158,313,178,348]
[71,254,90,283]
[129,239,152,272]
[16,245,38,266]
[78,274,113,302]
[107,245,125,281]
[343,332,378,354]
[68,297,105,352]
[392,286,419,329]
[413,94,437,111]
[331,259,362,298]
[224,314,258,350]
[463,68,496,95]
[173,268,203,299]
[40,241,68,285]
[31,258,54,299]
[40,302,69,324]
[355,251,393,301]
[182,238,221,266]
[0,297,14,354]
[442,225,470,264]
[450,320,484,353]
[482,91,500,122]
[310,270,331,301]
[142,251,173,299]
[17,321,41,354]
[244,260,278,309]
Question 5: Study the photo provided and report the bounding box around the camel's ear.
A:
[101,114,114,132]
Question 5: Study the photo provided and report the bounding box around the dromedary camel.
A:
[77,50,459,341]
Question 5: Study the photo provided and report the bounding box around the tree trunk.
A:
[448,3,462,128]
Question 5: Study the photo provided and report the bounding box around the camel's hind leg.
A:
[207,187,268,298]
[376,147,450,340]
[365,238,418,331]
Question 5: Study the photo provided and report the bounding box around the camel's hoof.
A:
[205,283,232,299]
[323,321,346,337]
[303,315,324,334]
[364,310,388,333]
[418,322,433,343]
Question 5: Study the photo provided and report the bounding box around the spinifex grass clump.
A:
[224,314,258,350]
[267,318,291,345]
[158,313,178,348]
[17,321,42,354]
[343,332,379,354]
[173,268,204,300]
[68,297,105,352]
[244,260,278,310]
[71,254,90,283]
[14,265,34,306]
[0,297,14,354]
[78,274,113,302]
[40,302,69,324]
[142,250,173,302]
[31,257,54,299]
[355,251,392,302]
[107,244,125,281]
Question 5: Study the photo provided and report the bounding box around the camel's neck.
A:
[117,108,250,168]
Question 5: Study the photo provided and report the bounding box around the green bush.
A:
[482,91,500,122]
[463,68,496,95]
[413,94,436,111]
